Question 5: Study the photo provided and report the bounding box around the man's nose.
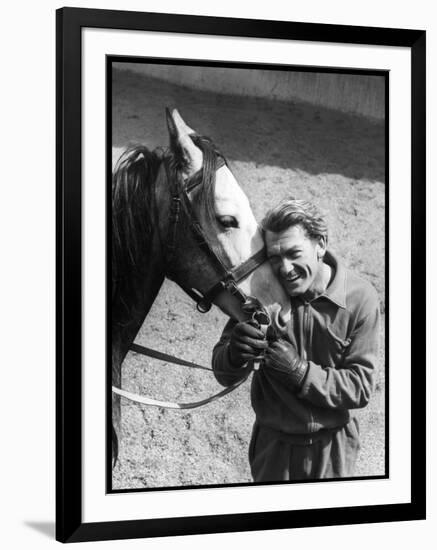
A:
[279,258,294,276]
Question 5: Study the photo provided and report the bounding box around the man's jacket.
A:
[212,251,381,435]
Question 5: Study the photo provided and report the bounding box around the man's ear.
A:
[316,235,327,260]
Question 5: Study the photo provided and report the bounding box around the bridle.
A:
[163,138,270,322]
[112,139,271,409]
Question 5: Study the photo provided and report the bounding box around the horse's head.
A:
[160,109,291,331]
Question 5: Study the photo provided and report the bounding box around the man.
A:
[212,199,380,481]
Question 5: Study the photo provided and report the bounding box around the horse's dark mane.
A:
[112,144,163,324]
[112,135,222,325]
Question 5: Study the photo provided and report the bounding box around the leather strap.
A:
[130,342,228,375]
[112,373,249,410]
[112,341,254,409]
[231,247,267,282]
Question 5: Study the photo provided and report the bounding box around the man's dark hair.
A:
[261,198,328,242]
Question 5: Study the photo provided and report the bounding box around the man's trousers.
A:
[249,417,361,481]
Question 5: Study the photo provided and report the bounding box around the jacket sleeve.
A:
[212,319,254,387]
[298,289,380,410]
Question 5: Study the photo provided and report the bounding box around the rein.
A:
[112,342,251,410]
[112,139,270,410]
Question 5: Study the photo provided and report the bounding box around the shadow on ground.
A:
[112,68,385,182]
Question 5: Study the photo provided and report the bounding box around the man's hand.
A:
[228,321,268,368]
[264,339,299,372]
[264,338,308,387]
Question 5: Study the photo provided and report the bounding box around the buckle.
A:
[196,300,212,313]
[189,287,213,314]
[252,310,270,326]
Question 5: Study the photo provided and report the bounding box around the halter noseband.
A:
[163,143,270,324]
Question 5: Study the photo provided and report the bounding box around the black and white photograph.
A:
[52,6,426,544]
[110,60,387,491]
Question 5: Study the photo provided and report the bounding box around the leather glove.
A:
[228,321,268,368]
[263,338,308,387]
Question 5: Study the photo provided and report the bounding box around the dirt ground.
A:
[111,67,386,489]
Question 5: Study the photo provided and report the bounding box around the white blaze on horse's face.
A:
[213,166,258,266]
[212,166,291,327]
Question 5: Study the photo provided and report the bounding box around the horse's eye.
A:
[217,215,239,229]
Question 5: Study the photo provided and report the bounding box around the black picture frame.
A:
[56,7,426,543]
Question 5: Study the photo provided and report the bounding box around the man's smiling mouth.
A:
[285,272,301,283]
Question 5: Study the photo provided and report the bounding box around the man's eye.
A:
[286,251,300,260]
[217,215,238,229]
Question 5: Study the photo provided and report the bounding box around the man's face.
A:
[265,225,326,297]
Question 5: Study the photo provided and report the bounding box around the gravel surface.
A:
[111,67,386,490]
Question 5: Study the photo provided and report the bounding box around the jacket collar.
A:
[292,250,347,309]
[318,250,347,308]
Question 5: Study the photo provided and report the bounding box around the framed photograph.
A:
[56,7,426,543]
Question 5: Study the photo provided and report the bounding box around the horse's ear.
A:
[166,108,202,177]
[166,107,178,144]
[166,107,196,137]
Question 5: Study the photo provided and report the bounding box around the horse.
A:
[111,108,291,466]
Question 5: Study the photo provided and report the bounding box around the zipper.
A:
[301,300,315,431]
[301,300,310,361]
